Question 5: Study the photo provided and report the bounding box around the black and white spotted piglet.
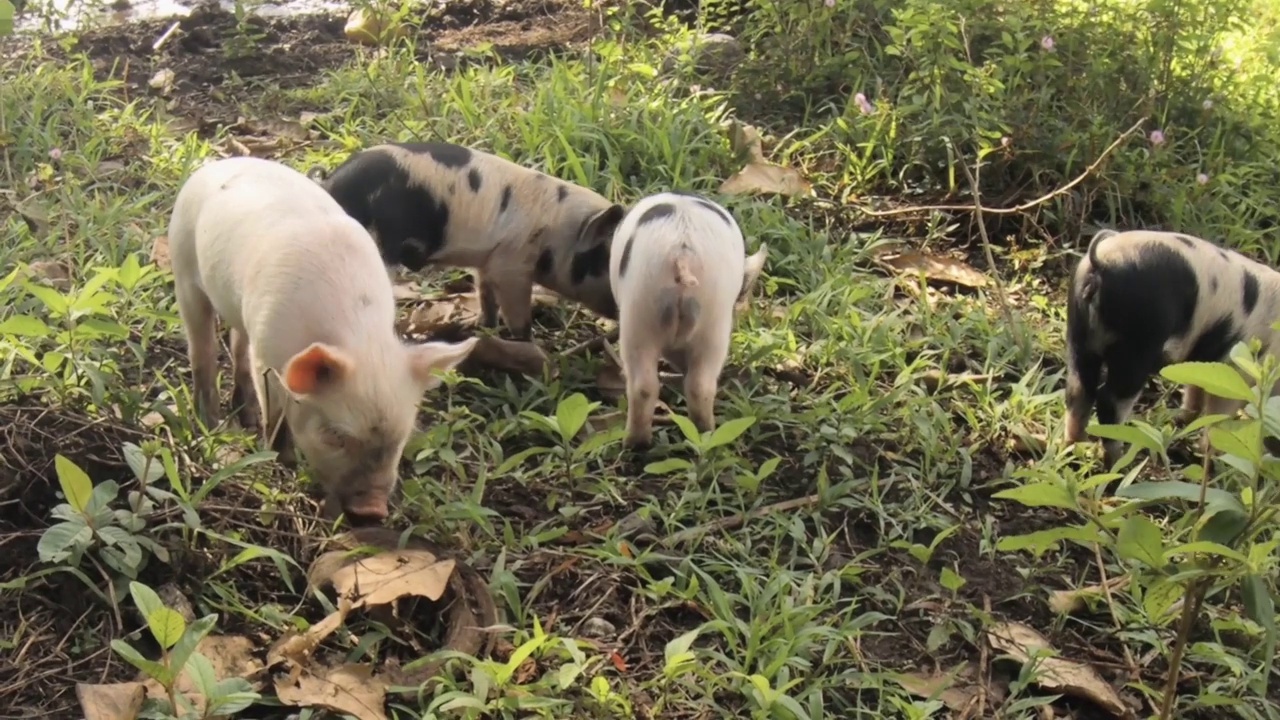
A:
[609,191,768,449]
[313,142,626,340]
[1064,228,1280,464]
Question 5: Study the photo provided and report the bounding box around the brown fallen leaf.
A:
[393,282,422,301]
[720,161,812,198]
[76,682,146,720]
[880,250,989,289]
[323,548,456,609]
[403,293,481,334]
[222,135,288,158]
[150,235,171,271]
[1048,576,1130,616]
[724,119,765,163]
[894,663,981,713]
[275,662,389,720]
[138,634,266,715]
[463,336,550,377]
[986,621,1134,719]
[25,259,71,291]
[268,598,353,669]
[148,68,175,96]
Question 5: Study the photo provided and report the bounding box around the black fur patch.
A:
[597,295,619,320]
[1175,234,1197,249]
[468,168,482,193]
[1243,269,1260,314]
[500,185,513,213]
[320,149,451,271]
[669,191,734,227]
[570,242,610,285]
[1187,314,1242,362]
[557,185,569,203]
[638,202,677,227]
[618,233,636,277]
[395,141,472,169]
[535,248,554,278]
[1219,249,1230,261]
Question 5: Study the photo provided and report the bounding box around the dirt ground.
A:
[0,1,1229,717]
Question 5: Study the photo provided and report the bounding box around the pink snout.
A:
[328,488,390,527]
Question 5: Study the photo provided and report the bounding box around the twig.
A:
[955,144,1026,355]
[1093,545,1139,677]
[152,20,181,52]
[563,327,619,358]
[662,493,822,546]
[861,118,1149,218]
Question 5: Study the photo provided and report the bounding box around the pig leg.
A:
[682,329,731,435]
[475,268,500,329]
[487,264,535,341]
[229,327,260,432]
[621,322,662,449]
[1063,345,1102,445]
[1094,346,1161,465]
[175,282,221,428]
[1178,384,1204,423]
[251,356,297,467]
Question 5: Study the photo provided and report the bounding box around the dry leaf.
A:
[25,260,71,290]
[1049,576,1130,616]
[392,282,421,301]
[464,336,550,377]
[720,161,812,198]
[138,634,264,716]
[150,235,171,271]
[724,119,765,162]
[881,251,989,289]
[894,664,981,713]
[327,548,456,608]
[275,663,389,720]
[268,597,353,668]
[404,293,481,334]
[76,682,146,720]
[987,621,1133,719]
[344,8,408,45]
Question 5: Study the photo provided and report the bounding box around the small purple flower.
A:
[49,148,62,161]
[854,92,874,115]
[1202,98,1213,110]
[1040,35,1055,52]
[1149,129,1166,146]
[1197,172,1210,185]
[824,0,835,7]
[1001,136,1012,148]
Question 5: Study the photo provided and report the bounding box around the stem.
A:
[1158,577,1207,719]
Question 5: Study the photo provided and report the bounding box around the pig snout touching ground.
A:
[1064,228,1280,466]
[608,191,768,449]
[167,156,480,525]
[317,141,626,341]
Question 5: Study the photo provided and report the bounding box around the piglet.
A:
[167,156,479,525]
[1065,228,1280,465]
[314,142,626,340]
[608,191,768,448]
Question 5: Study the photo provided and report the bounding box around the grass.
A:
[3,0,1280,718]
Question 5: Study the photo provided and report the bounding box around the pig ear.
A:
[738,243,769,301]
[406,336,480,391]
[579,204,626,244]
[282,342,353,396]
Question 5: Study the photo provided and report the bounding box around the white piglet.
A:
[167,156,479,524]
[608,191,768,448]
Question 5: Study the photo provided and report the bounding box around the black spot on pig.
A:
[1219,249,1229,261]
[500,185,513,213]
[448,183,456,195]
[618,233,636,277]
[638,203,676,227]
[535,248,554,278]
[1243,270,1260,314]
[1187,315,1242,362]
[1213,277,1220,293]
[468,168,482,193]
[670,192,734,227]
[570,242,609,284]
[597,295,618,320]
[1175,234,1197,249]
[321,149,450,271]
[557,185,569,203]
[659,300,677,326]
[396,141,472,169]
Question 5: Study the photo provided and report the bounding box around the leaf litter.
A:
[877,249,990,289]
[986,621,1135,719]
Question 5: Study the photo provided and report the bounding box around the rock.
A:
[661,33,744,79]
[581,617,617,639]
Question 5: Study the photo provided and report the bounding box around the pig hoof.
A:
[623,435,654,452]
